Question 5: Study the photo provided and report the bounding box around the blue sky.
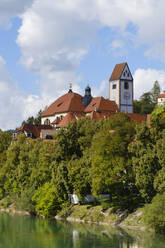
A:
[1,0,165,130]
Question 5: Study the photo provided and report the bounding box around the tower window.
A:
[112,84,116,89]
[124,81,129,89]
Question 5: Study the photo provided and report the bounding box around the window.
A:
[44,119,50,125]
[57,102,63,107]
[124,81,129,90]
[112,84,116,89]
[27,133,32,138]
[46,135,53,140]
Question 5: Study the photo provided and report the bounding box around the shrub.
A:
[143,193,165,233]
[32,182,60,217]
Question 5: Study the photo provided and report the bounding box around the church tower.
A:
[82,85,93,107]
[109,62,133,113]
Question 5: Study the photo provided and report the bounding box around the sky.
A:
[1,0,165,130]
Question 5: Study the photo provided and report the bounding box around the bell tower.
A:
[109,62,133,113]
[82,85,92,107]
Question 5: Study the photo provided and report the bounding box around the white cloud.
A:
[16,0,165,98]
[134,68,165,99]
[92,80,107,98]
[0,56,45,130]
[0,0,34,27]
[16,0,100,102]
[108,40,126,57]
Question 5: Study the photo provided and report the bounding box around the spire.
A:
[82,85,92,107]
[85,84,91,96]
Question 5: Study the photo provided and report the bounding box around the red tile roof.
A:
[89,111,114,120]
[126,113,147,124]
[52,117,60,124]
[158,94,165,98]
[109,62,126,81]
[16,124,54,138]
[41,92,85,117]
[85,97,119,113]
[57,112,85,127]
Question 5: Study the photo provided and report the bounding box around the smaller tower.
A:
[82,85,93,107]
[109,62,133,113]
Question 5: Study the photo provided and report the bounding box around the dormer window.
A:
[124,81,129,89]
[57,102,63,107]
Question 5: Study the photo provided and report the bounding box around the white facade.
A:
[109,63,133,113]
[41,112,68,125]
[109,80,120,106]
[157,96,165,106]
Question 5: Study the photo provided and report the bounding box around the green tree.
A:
[151,80,160,104]
[143,193,165,233]
[22,109,43,125]
[133,81,160,114]
[32,182,60,217]
[91,113,137,209]
[140,92,155,114]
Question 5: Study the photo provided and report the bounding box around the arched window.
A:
[44,119,50,125]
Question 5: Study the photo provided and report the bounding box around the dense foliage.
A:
[143,193,165,233]
[133,81,160,114]
[0,109,165,233]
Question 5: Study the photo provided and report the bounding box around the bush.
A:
[143,193,165,233]
[32,182,60,217]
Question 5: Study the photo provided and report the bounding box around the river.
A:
[0,213,165,248]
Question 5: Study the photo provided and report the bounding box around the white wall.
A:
[158,98,165,106]
[109,80,120,106]
[41,112,68,125]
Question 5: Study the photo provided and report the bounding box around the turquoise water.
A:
[0,213,165,248]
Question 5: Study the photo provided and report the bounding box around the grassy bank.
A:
[56,204,147,231]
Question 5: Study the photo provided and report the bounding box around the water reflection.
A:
[72,230,79,248]
[0,213,165,248]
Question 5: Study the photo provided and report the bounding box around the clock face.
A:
[124,92,130,99]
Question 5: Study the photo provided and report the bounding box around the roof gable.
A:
[109,62,133,81]
[85,97,119,113]
[57,112,84,127]
[120,63,133,81]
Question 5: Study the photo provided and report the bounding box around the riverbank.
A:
[0,199,150,231]
[0,202,30,216]
[55,204,149,231]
